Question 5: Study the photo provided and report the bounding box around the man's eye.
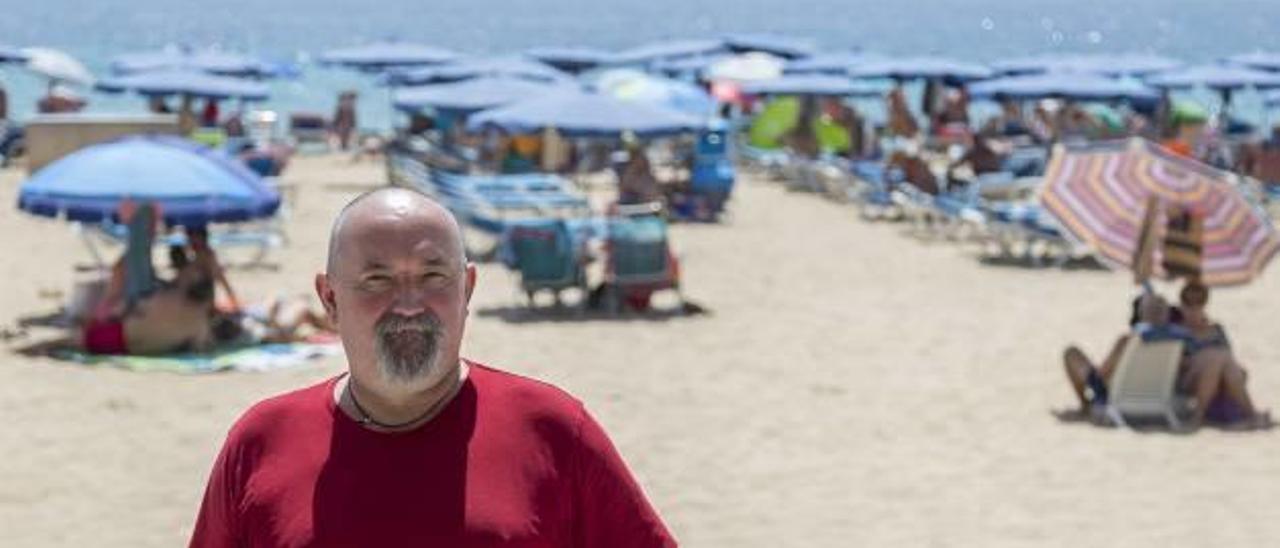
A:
[361,276,391,289]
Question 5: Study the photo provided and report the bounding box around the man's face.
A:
[318,201,475,390]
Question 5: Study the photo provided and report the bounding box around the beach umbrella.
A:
[523,47,616,73]
[1145,64,1280,91]
[613,39,728,66]
[392,76,575,114]
[1265,90,1280,108]
[784,51,882,75]
[467,90,702,138]
[992,53,1180,77]
[1223,52,1280,72]
[1040,138,1280,286]
[21,47,94,86]
[18,135,280,226]
[96,69,270,100]
[741,74,886,97]
[721,33,817,59]
[704,52,785,82]
[319,41,459,70]
[969,71,1158,102]
[590,70,715,117]
[111,47,275,78]
[850,56,993,82]
[385,56,567,86]
[0,45,28,63]
[649,54,733,79]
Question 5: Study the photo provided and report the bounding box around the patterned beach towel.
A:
[48,340,342,374]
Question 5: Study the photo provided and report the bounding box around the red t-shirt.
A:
[190,362,675,547]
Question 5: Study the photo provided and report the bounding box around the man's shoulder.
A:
[228,376,336,440]
[469,361,585,422]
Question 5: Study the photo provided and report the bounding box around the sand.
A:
[1,153,1277,547]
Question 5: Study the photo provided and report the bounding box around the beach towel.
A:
[47,340,342,374]
[123,202,159,309]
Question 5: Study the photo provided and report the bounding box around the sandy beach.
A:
[1,153,1277,547]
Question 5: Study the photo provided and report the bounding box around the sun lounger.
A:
[1103,338,1187,429]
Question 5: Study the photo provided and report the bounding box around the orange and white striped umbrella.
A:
[1041,138,1280,286]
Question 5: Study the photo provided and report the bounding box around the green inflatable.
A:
[747,97,850,153]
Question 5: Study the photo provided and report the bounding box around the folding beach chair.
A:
[602,206,682,314]
[1104,338,1187,429]
[501,219,588,309]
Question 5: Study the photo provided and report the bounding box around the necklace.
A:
[345,374,461,431]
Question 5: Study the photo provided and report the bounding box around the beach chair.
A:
[288,112,329,150]
[1103,338,1187,429]
[500,219,588,309]
[602,206,682,314]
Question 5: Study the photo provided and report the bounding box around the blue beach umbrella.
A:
[721,33,817,59]
[649,54,733,79]
[741,74,886,97]
[969,72,1157,102]
[467,90,703,138]
[589,70,715,117]
[319,41,459,71]
[0,45,28,63]
[523,47,616,73]
[1224,52,1280,73]
[97,69,270,100]
[784,51,882,75]
[613,39,728,66]
[18,136,280,226]
[392,76,576,114]
[111,47,275,78]
[1265,90,1280,108]
[1145,64,1280,91]
[386,56,567,86]
[993,53,1180,77]
[850,56,993,82]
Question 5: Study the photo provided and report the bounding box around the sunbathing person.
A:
[211,295,335,345]
[80,274,216,356]
[1064,289,1268,427]
[1063,292,1177,412]
[1174,282,1269,427]
[186,226,241,311]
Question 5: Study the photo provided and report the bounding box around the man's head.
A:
[187,226,209,250]
[316,188,475,392]
[1179,281,1210,324]
[1136,292,1171,326]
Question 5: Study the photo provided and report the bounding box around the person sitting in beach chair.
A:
[618,144,663,205]
[1173,282,1269,427]
[1063,290,1267,427]
[184,226,242,312]
[886,150,940,195]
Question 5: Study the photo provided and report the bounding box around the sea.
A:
[1,0,1278,129]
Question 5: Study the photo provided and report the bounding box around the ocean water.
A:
[1,0,1278,129]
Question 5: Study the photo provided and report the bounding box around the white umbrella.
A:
[22,47,94,86]
[704,52,785,82]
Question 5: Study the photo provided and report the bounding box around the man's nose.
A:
[388,279,429,316]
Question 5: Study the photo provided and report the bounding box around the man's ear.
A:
[463,263,477,307]
[316,273,338,322]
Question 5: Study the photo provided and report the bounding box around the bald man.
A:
[190,188,675,547]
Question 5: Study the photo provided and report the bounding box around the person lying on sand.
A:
[211,295,336,345]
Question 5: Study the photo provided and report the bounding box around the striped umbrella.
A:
[1040,138,1280,286]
